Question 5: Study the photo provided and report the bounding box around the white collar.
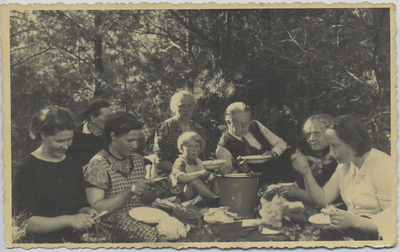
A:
[83,122,101,136]
[82,122,91,134]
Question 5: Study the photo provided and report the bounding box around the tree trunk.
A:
[93,12,104,98]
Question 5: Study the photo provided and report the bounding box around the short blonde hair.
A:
[177,131,205,153]
[225,102,251,124]
[302,113,334,134]
[170,90,195,114]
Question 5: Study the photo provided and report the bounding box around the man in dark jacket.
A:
[67,99,112,166]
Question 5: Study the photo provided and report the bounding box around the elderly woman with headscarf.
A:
[153,90,208,177]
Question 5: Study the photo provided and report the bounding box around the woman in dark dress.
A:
[12,106,97,243]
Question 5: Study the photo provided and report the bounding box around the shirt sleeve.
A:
[371,158,394,208]
[367,157,396,241]
[256,121,287,156]
[322,168,341,206]
[83,157,110,190]
[153,122,173,162]
[13,164,37,217]
[72,160,90,209]
[170,158,186,186]
[215,145,236,174]
[370,206,397,241]
[171,158,186,179]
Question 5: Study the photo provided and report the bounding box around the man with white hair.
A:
[216,102,287,184]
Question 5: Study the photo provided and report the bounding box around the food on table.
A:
[259,195,287,229]
[320,204,339,214]
[203,207,237,224]
[308,213,331,224]
[128,207,169,224]
[261,183,293,200]
[157,216,191,240]
[152,197,178,210]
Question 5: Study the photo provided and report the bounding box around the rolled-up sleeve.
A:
[256,121,287,156]
[370,158,396,240]
[215,145,236,174]
[370,207,396,241]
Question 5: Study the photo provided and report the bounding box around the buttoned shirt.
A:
[323,148,395,240]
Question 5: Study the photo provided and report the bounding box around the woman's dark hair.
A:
[327,114,371,157]
[29,106,76,140]
[83,99,111,121]
[102,111,142,145]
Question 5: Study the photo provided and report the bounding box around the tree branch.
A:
[11,46,54,67]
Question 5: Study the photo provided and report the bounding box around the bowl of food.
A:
[241,155,272,164]
[202,159,226,171]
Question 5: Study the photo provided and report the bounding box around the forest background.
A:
[10,8,392,167]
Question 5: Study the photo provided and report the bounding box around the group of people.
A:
[12,90,395,243]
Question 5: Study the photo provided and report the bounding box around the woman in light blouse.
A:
[291,115,395,240]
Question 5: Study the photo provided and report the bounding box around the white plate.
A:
[308,213,331,225]
[202,159,226,170]
[241,155,272,164]
[129,207,170,224]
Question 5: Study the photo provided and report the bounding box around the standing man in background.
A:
[67,99,112,166]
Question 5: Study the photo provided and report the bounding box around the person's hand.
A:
[199,169,211,179]
[262,150,277,159]
[69,213,95,232]
[291,149,312,175]
[237,156,250,172]
[328,209,357,229]
[78,207,98,217]
[207,173,216,182]
[306,156,322,169]
[279,185,301,198]
[131,180,152,196]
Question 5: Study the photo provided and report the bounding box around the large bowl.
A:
[202,159,226,171]
[241,155,272,164]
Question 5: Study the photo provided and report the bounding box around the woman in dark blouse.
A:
[12,106,97,243]
[153,91,208,177]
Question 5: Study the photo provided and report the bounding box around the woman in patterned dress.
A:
[153,90,208,177]
[84,112,159,242]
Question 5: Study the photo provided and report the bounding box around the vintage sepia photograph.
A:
[1,2,397,249]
